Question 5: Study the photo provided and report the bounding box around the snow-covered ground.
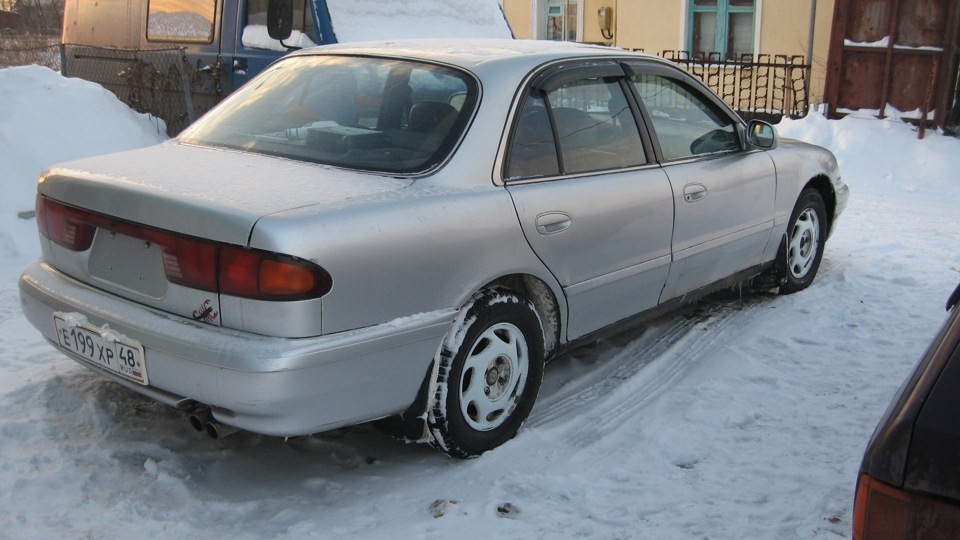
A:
[1,64,959,539]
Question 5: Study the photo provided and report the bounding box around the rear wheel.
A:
[428,288,544,458]
[779,189,827,294]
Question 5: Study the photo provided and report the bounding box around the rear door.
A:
[503,62,674,340]
[624,63,777,302]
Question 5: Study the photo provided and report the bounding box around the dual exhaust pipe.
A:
[187,408,240,439]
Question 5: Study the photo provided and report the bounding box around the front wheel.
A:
[428,288,545,459]
[779,189,827,294]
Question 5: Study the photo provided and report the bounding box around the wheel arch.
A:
[378,272,564,444]
[803,174,838,235]
[482,273,563,359]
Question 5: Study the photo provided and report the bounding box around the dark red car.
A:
[854,282,960,539]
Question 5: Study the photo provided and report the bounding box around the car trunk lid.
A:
[37,142,411,326]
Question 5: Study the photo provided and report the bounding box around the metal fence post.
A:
[178,47,196,125]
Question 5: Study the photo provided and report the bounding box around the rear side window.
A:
[179,55,478,175]
[629,74,739,160]
[147,0,216,43]
[507,77,647,180]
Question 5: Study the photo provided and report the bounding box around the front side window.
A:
[630,74,739,161]
[147,0,216,43]
[507,76,646,179]
[689,0,755,59]
[179,55,478,174]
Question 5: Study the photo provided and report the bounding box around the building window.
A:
[545,0,579,41]
[689,0,755,59]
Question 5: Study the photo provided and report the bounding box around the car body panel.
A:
[861,282,960,495]
[250,182,560,335]
[855,283,960,538]
[20,260,453,436]
[659,150,777,300]
[906,336,960,501]
[19,39,847,441]
[39,144,412,246]
[507,166,674,339]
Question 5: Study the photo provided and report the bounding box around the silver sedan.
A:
[20,40,848,458]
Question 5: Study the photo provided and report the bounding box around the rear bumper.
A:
[19,260,453,436]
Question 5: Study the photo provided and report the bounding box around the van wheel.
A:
[779,189,827,294]
[428,288,544,459]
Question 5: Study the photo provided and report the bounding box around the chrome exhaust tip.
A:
[188,409,213,432]
[204,420,240,440]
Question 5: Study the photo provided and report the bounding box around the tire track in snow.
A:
[529,296,751,448]
[528,315,697,427]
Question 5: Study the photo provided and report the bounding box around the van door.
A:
[224,0,334,91]
[140,0,227,130]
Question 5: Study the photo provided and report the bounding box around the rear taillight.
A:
[37,196,332,301]
[854,473,960,540]
[37,196,99,251]
[220,246,332,301]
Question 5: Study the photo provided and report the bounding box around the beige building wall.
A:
[502,0,835,104]
[502,0,533,39]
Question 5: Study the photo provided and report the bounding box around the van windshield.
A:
[179,55,478,174]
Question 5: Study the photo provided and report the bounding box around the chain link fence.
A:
[2,38,224,136]
[0,32,59,70]
[60,44,225,136]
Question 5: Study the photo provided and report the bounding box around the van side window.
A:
[244,0,319,49]
[146,0,216,43]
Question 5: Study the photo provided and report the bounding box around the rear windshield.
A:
[179,55,478,174]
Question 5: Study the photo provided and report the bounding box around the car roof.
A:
[287,38,666,78]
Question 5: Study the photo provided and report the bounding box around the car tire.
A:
[428,288,545,458]
[779,188,827,295]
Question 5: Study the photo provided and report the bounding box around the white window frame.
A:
[680,0,762,58]
[532,0,583,42]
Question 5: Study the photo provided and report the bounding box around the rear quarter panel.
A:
[250,183,563,335]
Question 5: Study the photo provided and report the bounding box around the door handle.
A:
[683,183,707,202]
[535,212,572,235]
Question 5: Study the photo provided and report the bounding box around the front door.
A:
[626,67,777,301]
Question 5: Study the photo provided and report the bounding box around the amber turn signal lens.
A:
[853,473,960,540]
[259,259,317,295]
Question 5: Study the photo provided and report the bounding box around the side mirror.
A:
[267,0,293,41]
[747,119,778,149]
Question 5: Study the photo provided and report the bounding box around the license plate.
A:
[53,312,149,385]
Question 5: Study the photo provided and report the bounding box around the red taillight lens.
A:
[220,246,332,301]
[36,196,332,301]
[854,474,960,540]
[159,235,219,292]
[38,196,98,251]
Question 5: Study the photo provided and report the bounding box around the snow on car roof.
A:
[290,39,658,71]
